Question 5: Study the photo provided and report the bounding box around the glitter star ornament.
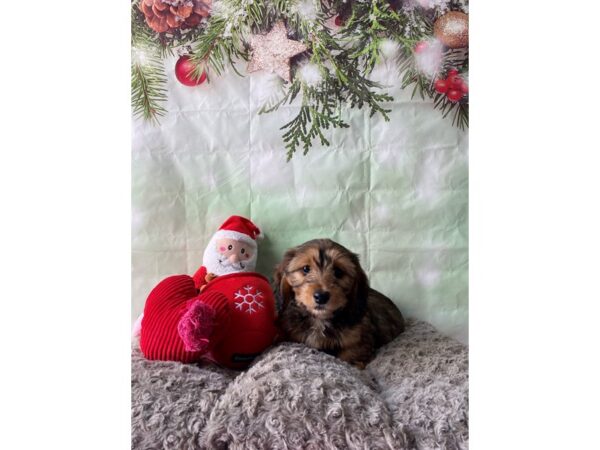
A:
[247,21,308,83]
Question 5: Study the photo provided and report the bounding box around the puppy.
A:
[275,239,405,369]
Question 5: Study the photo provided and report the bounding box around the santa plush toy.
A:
[134,216,277,369]
[192,215,261,291]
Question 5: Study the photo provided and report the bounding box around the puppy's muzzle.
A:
[313,291,330,305]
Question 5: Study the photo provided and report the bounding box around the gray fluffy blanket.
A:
[132,319,468,449]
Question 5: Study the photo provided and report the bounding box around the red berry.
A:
[434,79,449,94]
[460,80,468,94]
[334,15,344,27]
[447,68,459,77]
[446,89,463,102]
[414,41,429,53]
[447,74,463,90]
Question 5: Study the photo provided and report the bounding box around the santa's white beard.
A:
[202,239,257,276]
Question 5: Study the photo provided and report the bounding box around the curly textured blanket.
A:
[132,319,468,449]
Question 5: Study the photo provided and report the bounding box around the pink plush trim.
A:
[132,313,144,337]
[177,300,215,352]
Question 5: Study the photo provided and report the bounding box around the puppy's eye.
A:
[333,267,344,279]
[302,265,311,274]
[227,245,233,250]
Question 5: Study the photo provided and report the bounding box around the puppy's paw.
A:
[352,361,367,370]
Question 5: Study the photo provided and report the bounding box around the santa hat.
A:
[212,215,261,247]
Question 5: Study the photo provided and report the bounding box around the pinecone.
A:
[139,0,211,33]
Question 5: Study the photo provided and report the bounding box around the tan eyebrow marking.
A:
[286,266,306,275]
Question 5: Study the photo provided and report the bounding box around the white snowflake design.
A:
[234,285,265,314]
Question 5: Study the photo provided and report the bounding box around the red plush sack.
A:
[203,272,277,368]
[140,272,277,370]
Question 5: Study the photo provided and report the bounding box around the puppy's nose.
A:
[313,291,330,305]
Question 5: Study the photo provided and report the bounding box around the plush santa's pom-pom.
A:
[177,300,215,352]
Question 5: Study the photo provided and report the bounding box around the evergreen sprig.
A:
[131,0,212,121]
[340,0,427,73]
[278,4,393,158]
[131,0,469,157]
[131,52,168,122]
[278,81,351,160]
[189,0,287,77]
[399,50,469,130]
[187,0,394,158]
[131,1,169,122]
[337,0,468,129]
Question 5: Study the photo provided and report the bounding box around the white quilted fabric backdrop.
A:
[132,56,468,343]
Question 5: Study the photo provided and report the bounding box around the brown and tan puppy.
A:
[275,239,405,369]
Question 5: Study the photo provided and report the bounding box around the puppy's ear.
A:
[274,249,296,310]
[348,254,369,318]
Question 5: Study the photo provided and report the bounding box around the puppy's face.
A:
[275,239,368,320]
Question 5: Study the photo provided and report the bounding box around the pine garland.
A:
[131,0,469,157]
[339,0,469,129]
[131,0,210,121]
[131,3,168,122]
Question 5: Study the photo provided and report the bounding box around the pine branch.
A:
[186,0,395,158]
[336,0,468,131]
[339,0,429,74]
[188,0,282,77]
[131,0,212,121]
[281,6,393,157]
[190,16,243,77]
[259,80,299,115]
[131,53,168,122]
[131,1,169,122]
[279,79,350,160]
[131,0,469,152]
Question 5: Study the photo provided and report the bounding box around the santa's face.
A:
[205,237,257,275]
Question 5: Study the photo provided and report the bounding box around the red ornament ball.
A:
[434,79,449,94]
[447,68,459,77]
[334,15,345,27]
[446,89,463,103]
[460,80,468,94]
[175,55,207,87]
